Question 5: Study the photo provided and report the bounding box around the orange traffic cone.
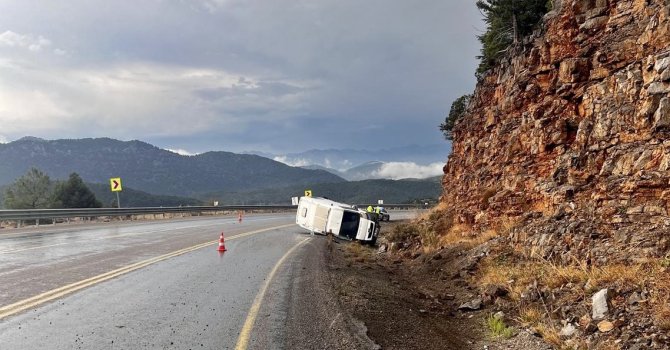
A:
[217,232,227,252]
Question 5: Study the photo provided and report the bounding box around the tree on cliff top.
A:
[440,94,472,140]
[476,0,550,74]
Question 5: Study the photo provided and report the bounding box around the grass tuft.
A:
[485,314,515,338]
[518,306,542,326]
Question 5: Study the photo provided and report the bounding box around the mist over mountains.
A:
[252,143,450,180]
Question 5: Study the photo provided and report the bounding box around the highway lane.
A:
[0,223,313,349]
[0,211,416,349]
[0,214,294,309]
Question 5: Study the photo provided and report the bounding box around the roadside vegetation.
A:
[440,0,551,140]
[1,167,202,209]
[380,203,670,348]
[3,168,101,209]
[475,0,551,74]
[486,313,515,339]
[387,203,516,253]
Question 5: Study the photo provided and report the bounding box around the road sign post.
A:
[110,177,123,208]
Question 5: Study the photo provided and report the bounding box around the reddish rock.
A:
[441,0,670,263]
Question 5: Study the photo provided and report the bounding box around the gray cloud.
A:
[0,0,482,155]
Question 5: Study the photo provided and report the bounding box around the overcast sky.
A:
[0,0,482,155]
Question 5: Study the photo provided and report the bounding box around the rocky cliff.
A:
[442,0,670,263]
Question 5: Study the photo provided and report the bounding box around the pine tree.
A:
[440,94,472,140]
[4,168,54,209]
[476,0,550,74]
[53,173,102,208]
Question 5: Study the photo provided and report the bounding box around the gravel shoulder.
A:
[321,220,552,350]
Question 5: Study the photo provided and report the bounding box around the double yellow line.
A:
[0,223,295,320]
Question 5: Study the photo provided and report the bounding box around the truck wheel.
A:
[369,235,377,246]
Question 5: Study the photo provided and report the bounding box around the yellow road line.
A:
[0,223,295,320]
[235,237,310,350]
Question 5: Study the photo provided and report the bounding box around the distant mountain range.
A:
[0,137,344,197]
[263,143,451,171]
[0,137,446,207]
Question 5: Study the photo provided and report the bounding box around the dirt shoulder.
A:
[325,219,551,350]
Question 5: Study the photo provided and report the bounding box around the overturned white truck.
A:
[295,196,380,244]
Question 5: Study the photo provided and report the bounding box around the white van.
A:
[295,196,379,243]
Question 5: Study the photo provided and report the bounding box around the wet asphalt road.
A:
[0,210,418,349]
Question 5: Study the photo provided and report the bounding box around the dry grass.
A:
[428,207,455,236]
[518,306,542,326]
[437,214,519,249]
[399,203,521,254]
[344,242,369,263]
[477,259,544,301]
[652,264,670,330]
[476,254,670,348]
[534,323,561,347]
[418,226,440,251]
[477,256,658,302]
[655,305,670,331]
[386,222,420,242]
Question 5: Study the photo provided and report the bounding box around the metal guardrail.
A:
[0,203,426,222]
[357,204,427,209]
[0,205,297,221]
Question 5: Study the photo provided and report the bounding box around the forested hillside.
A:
[0,137,344,197]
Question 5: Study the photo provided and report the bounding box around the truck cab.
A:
[296,196,379,244]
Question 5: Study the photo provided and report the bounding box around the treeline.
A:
[199,178,441,205]
[3,168,101,209]
[87,183,202,208]
[440,0,551,139]
[0,168,203,209]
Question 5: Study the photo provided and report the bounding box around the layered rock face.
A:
[442,0,670,262]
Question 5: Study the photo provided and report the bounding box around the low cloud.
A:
[373,162,443,180]
[0,30,52,52]
[0,134,7,143]
[166,148,198,156]
[273,156,311,167]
